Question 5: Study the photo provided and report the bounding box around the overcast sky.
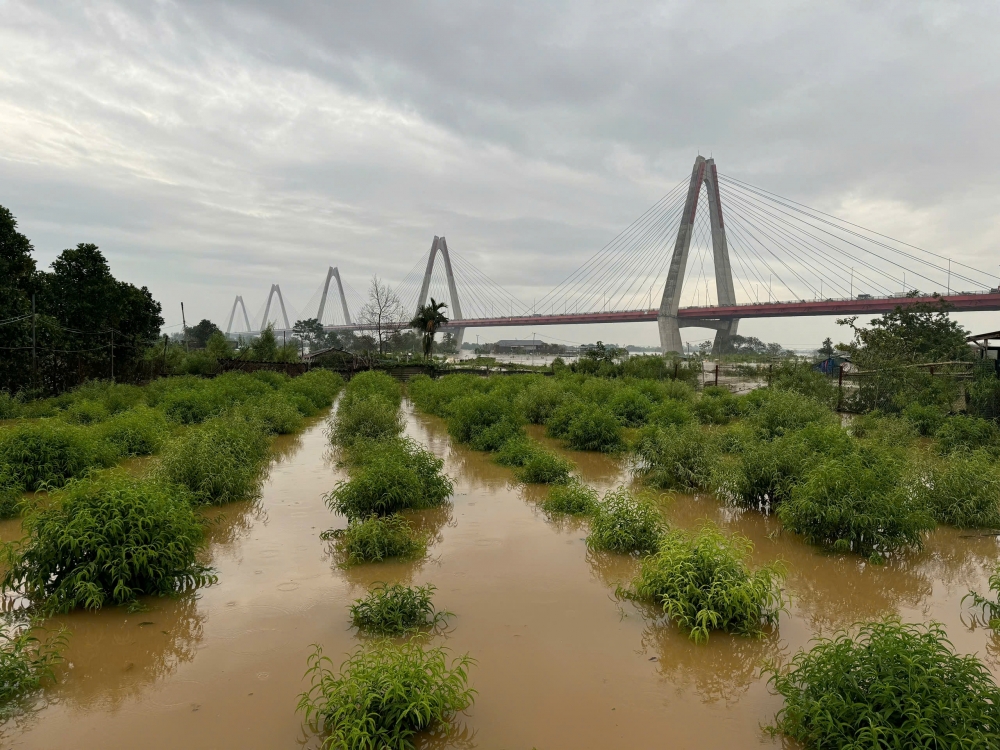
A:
[2,0,999,348]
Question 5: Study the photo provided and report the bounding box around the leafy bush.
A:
[332,395,404,448]
[742,390,833,440]
[920,449,1000,528]
[902,402,947,436]
[407,374,483,417]
[97,405,169,458]
[849,410,918,446]
[298,639,474,750]
[349,583,450,635]
[327,439,453,520]
[694,388,742,425]
[518,379,573,424]
[0,420,109,491]
[342,371,402,409]
[936,415,1000,455]
[629,523,785,643]
[647,398,695,427]
[564,404,625,453]
[632,423,716,491]
[0,480,22,520]
[0,619,66,714]
[967,370,1000,421]
[237,392,304,435]
[0,474,215,612]
[64,399,109,425]
[768,620,1000,748]
[777,447,934,561]
[545,398,581,438]
[514,449,573,484]
[158,414,271,504]
[608,388,653,427]
[447,393,524,451]
[587,488,666,555]
[542,480,599,515]
[286,369,343,411]
[492,438,537,467]
[635,378,696,404]
[964,565,1000,628]
[325,515,426,565]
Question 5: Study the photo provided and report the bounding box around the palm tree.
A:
[410,298,449,358]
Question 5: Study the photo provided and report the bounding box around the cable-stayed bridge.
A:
[225,156,1000,354]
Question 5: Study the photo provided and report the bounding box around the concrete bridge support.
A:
[225,295,252,335]
[657,156,739,354]
[417,236,465,349]
[261,284,291,331]
[316,266,352,325]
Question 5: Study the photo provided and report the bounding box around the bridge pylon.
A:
[261,284,291,331]
[416,236,465,349]
[225,295,252,335]
[317,266,352,326]
[657,156,739,355]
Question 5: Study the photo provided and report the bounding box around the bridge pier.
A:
[417,236,465,350]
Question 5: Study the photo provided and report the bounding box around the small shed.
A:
[813,355,848,375]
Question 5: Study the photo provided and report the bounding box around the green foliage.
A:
[840,298,973,365]
[768,620,1000,748]
[514,448,573,484]
[326,515,427,565]
[97,405,169,457]
[0,480,23,520]
[769,361,838,406]
[0,619,66,714]
[447,393,524,451]
[298,639,475,750]
[632,423,717,491]
[158,414,272,504]
[964,565,1000,628]
[349,583,450,635]
[343,371,402,409]
[647,398,695,427]
[694,387,742,425]
[64,399,110,425]
[967,368,1000,421]
[608,387,653,427]
[332,395,404,448]
[492,438,537,467]
[542,480,599,516]
[920,449,1000,528]
[849,410,919,447]
[518,379,573,424]
[327,439,453,520]
[902,402,947,436]
[629,524,785,643]
[0,420,110,491]
[286,369,343,410]
[564,404,624,453]
[936,415,1000,455]
[777,447,934,561]
[586,488,666,555]
[235,392,304,435]
[742,389,833,440]
[0,474,215,612]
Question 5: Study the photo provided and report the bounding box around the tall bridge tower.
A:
[658,156,738,354]
[417,236,465,348]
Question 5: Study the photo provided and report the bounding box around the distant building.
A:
[493,339,544,352]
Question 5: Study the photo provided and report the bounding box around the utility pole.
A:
[181,302,189,352]
[162,333,169,375]
[947,259,951,296]
[31,294,36,386]
[110,329,114,382]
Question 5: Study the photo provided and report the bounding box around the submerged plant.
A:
[97,405,170,457]
[586,488,666,555]
[564,404,625,453]
[936,415,1000,456]
[768,620,1000,748]
[298,639,475,750]
[0,420,110,491]
[628,523,785,643]
[514,449,573,484]
[541,480,599,516]
[0,474,215,612]
[0,619,66,714]
[632,422,717,491]
[332,396,404,448]
[921,449,1000,528]
[447,393,524,451]
[964,564,1000,629]
[325,515,427,565]
[349,583,450,635]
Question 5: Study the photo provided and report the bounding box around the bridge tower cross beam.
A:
[416,236,465,349]
[657,155,739,354]
[317,266,352,325]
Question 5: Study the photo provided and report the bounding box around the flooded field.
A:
[3,402,999,749]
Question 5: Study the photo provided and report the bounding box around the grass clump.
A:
[332,396,404,448]
[0,421,110,491]
[742,389,833,440]
[236,392,304,435]
[325,515,427,566]
[0,474,215,612]
[564,404,625,453]
[647,398,695,427]
[608,387,653,427]
[633,423,716,491]
[541,480,598,516]
[97,405,169,458]
[768,620,1000,748]
[0,619,66,715]
[447,393,524,451]
[628,523,785,643]
[349,583,450,635]
[298,639,474,750]
[327,439,453,520]
[936,415,1000,455]
[158,414,272,504]
[285,370,343,411]
[777,447,934,562]
[694,387,742,425]
[902,402,947,436]
[921,449,1000,528]
[514,448,573,484]
[587,488,666,555]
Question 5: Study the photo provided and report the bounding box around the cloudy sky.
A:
[2,0,999,348]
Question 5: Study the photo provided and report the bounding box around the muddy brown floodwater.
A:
[3,403,1000,749]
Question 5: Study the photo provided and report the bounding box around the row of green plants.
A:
[0,369,343,715]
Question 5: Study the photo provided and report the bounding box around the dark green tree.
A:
[188,319,221,348]
[819,338,835,357]
[410,298,449,358]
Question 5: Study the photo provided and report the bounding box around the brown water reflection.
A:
[2,405,998,749]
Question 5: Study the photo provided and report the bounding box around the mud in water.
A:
[3,405,1000,749]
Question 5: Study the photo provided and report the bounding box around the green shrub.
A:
[342,371,402,408]
[587,488,666,555]
[633,378,696,404]
[768,620,1000,748]
[541,480,599,515]
[518,379,573,424]
[514,449,573,484]
[0,474,215,612]
[902,402,947,436]
[936,415,1000,455]
[920,449,1000,528]
[325,515,427,565]
[648,398,695,427]
[286,370,343,411]
[97,405,169,458]
[157,386,225,424]
[0,480,22,519]
[967,371,1000,421]
[769,361,838,405]
[0,392,23,420]
[777,447,934,561]
[964,565,1000,628]
[849,410,919,446]
[694,388,741,425]
[0,619,66,714]
[63,399,109,425]
[629,524,785,643]
[237,392,304,435]
[492,438,537,467]
[608,388,653,427]
[447,393,524,451]
[298,639,474,750]
[332,396,404,448]
[158,415,271,504]
[565,404,625,453]
[633,423,716,491]
[349,583,450,635]
[0,421,109,491]
[327,440,453,520]
[545,398,581,438]
[742,390,833,440]
[407,374,482,417]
